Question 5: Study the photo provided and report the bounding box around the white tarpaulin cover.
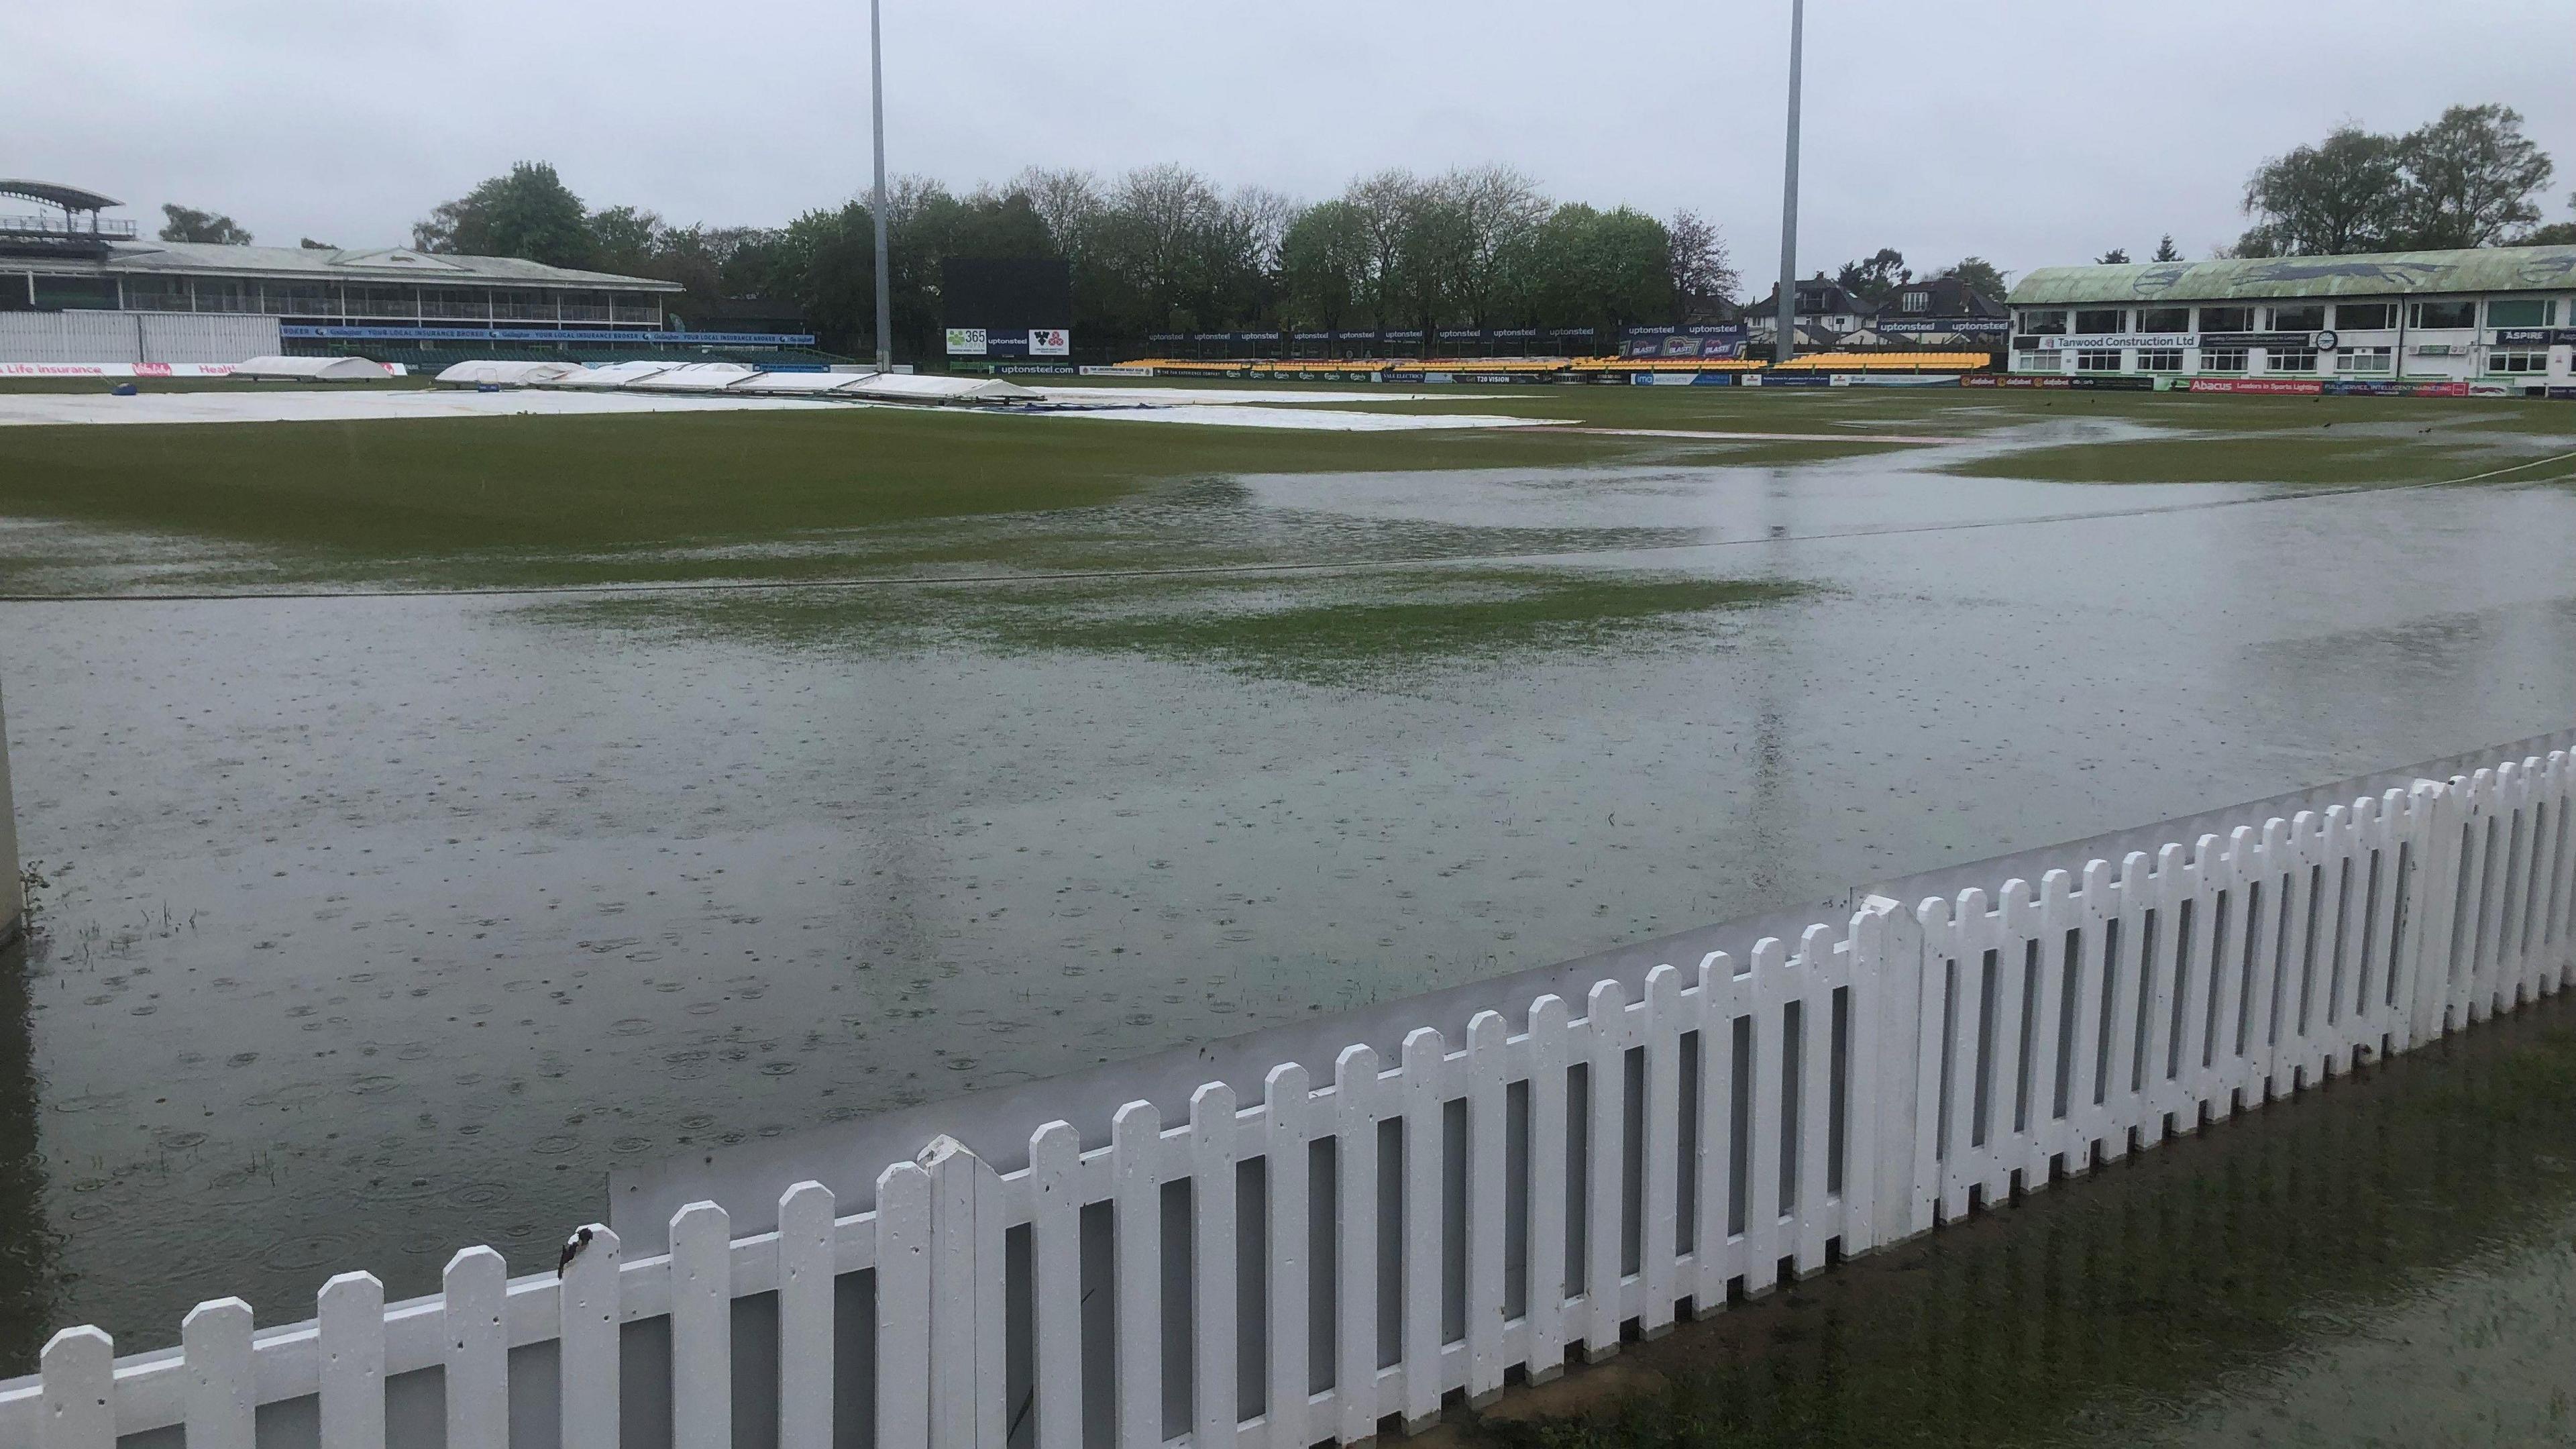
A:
[231,355,390,381]
[543,361,681,388]
[434,360,581,386]
[830,371,1038,404]
[627,362,763,391]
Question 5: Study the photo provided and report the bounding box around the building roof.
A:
[0,180,122,212]
[95,240,683,292]
[2010,244,2576,305]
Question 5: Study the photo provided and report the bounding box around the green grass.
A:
[1,382,2572,594]
[542,569,1811,688]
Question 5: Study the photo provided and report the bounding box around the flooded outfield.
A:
[3,388,2576,1431]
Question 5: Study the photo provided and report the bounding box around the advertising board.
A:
[943,328,987,356]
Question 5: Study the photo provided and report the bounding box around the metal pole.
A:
[1774,0,1803,364]
[0,678,20,948]
[871,0,893,373]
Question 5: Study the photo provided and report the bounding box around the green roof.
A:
[2008,245,2576,305]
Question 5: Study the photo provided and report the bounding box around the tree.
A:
[2095,248,2131,264]
[1528,203,1672,330]
[2239,125,2405,256]
[1344,169,1421,328]
[158,205,251,244]
[413,162,594,267]
[1665,209,1739,321]
[1442,166,1548,328]
[1279,199,1370,331]
[2396,104,2553,248]
[2238,107,2557,254]
[2152,234,2183,262]
[584,204,666,276]
[1935,257,2008,301]
[1834,247,1909,309]
[299,237,335,250]
[2522,193,2576,246]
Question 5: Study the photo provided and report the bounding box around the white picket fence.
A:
[5,745,2572,1448]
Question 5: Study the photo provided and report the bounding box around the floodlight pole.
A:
[871,0,893,373]
[1774,0,1803,364]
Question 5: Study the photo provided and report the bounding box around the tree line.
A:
[386,161,1756,356]
[2222,103,2571,259]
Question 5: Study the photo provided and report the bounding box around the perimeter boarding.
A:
[7,729,2575,1448]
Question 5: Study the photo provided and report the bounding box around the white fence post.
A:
[877,1161,933,1449]
[317,1271,386,1449]
[1398,1027,1444,1431]
[1330,1046,1381,1438]
[1259,1065,1312,1446]
[1028,1123,1085,1449]
[40,1326,114,1449]
[0,676,21,947]
[1187,1085,1240,1448]
[559,1225,623,1449]
[441,1248,508,1449]
[777,1181,838,1449]
[1462,1012,1508,1405]
[1110,1102,1164,1449]
[1522,998,1570,1379]
[922,1136,1006,1449]
[1580,980,1626,1358]
[181,1298,256,1449]
[672,1201,734,1449]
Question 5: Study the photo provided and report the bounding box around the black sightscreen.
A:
[941,258,1072,332]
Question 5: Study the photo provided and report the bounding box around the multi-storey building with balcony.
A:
[2006,246,2576,393]
[1,180,820,370]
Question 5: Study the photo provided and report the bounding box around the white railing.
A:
[4,741,2571,1448]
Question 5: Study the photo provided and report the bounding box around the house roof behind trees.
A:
[2010,244,2576,305]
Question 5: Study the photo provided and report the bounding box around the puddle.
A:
[3,427,2576,1385]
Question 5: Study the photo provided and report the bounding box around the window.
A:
[2017,309,2067,335]
[2270,304,2326,331]
[2074,350,2123,372]
[121,276,190,311]
[2409,300,2477,329]
[2018,350,2062,372]
[2198,306,2252,332]
[2335,347,2394,374]
[2138,349,2184,372]
[2487,299,2557,327]
[2264,348,2318,373]
[2335,302,2395,330]
[2139,307,2190,333]
[2074,309,2124,333]
[2198,347,2248,372]
[1902,290,1928,312]
[2488,350,2551,374]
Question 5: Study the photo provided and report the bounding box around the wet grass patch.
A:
[985,570,1809,685]
[1455,1002,2576,1449]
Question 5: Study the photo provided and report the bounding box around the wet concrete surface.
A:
[3,448,2575,1411]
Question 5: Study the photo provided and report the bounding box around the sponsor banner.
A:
[283,325,813,344]
[1027,328,1069,357]
[2198,331,2334,350]
[1631,373,1739,386]
[1146,333,1186,343]
[1436,328,1485,341]
[2467,381,2513,397]
[1549,327,1599,338]
[1448,372,1557,384]
[2322,379,2469,398]
[995,363,1076,375]
[2039,332,2197,350]
[2061,374,2157,390]
[945,327,988,356]
[0,360,416,378]
[1381,329,1425,341]
[1960,374,2074,388]
[1491,327,1540,340]
[2494,328,2576,345]
[1837,373,1965,388]
[1078,365,1153,377]
[1880,317,2009,335]
[2184,377,2322,395]
[1743,373,1833,388]
[2547,386,2576,400]
[1291,331,1333,341]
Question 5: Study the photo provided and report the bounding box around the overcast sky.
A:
[7,1,2571,286]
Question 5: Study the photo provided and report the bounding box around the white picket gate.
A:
[4,745,2571,1449]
